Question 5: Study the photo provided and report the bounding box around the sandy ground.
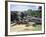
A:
[10,22,42,32]
[10,25,34,32]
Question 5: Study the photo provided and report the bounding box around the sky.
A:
[10,4,39,11]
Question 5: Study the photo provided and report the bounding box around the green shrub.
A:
[32,24,36,27]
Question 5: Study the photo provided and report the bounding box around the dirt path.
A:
[10,22,42,32]
[10,22,35,32]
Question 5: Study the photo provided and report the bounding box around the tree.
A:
[27,9,32,16]
[38,6,42,18]
[31,6,42,18]
[21,12,24,20]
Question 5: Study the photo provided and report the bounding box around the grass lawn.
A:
[32,25,42,31]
